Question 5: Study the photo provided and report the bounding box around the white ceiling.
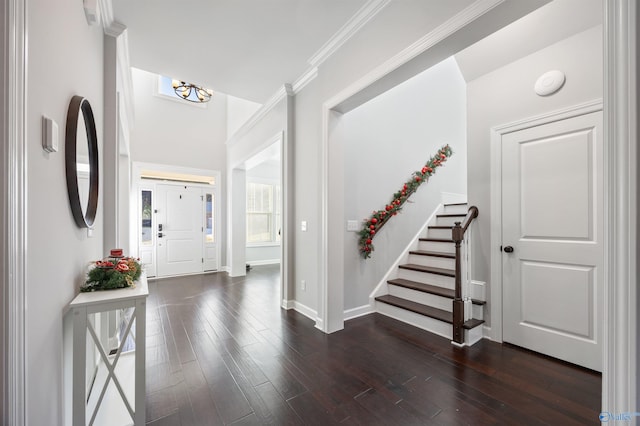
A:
[112,0,369,103]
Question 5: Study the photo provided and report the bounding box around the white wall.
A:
[341,57,467,310]
[129,68,228,171]
[465,26,603,325]
[227,94,261,139]
[26,1,104,423]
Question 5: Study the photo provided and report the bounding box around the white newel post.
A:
[69,274,148,426]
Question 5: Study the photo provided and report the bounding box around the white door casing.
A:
[501,110,603,371]
[156,184,204,277]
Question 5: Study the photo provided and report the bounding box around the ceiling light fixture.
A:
[171,79,214,103]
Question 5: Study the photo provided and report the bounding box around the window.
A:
[246,182,281,244]
[205,193,214,243]
[140,190,152,245]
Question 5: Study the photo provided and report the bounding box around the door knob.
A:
[504,246,514,253]
[158,232,163,238]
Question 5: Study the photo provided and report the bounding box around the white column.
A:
[228,168,247,277]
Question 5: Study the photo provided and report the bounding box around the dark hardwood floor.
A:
[145,265,601,425]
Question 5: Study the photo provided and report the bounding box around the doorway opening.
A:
[132,163,221,278]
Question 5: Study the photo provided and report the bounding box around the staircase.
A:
[373,202,484,346]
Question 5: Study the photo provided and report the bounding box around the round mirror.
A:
[65,96,99,228]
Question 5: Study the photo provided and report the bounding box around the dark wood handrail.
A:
[451,206,479,345]
[458,206,479,236]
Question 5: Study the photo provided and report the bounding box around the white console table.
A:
[69,273,148,426]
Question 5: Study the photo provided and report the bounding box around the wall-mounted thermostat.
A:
[42,116,59,153]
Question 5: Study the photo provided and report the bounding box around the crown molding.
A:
[307,0,391,67]
[97,0,114,30]
[292,67,318,93]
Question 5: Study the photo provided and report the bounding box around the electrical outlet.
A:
[301,280,306,291]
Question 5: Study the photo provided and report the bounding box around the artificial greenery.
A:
[81,257,142,292]
[358,144,453,259]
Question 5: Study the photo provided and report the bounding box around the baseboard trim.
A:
[247,259,280,267]
[344,304,374,321]
[282,300,317,322]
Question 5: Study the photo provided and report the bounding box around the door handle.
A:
[158,223,163,231]
[504,246,514,253]
[158,232,163,238]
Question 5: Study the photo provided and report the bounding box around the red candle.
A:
[110,248,123,257]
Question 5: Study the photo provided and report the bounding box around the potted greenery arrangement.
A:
[81,249,142,292]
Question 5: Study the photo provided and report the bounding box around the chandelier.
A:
[171,79,214,103]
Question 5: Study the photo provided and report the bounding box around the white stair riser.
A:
[465,326,483,346]
[427,228,453,239]
[388,285,453,312]
[442,204,469,215]
[397,269,455,289]
[376,301,452,340]
[436,216,466,227]
[472,303,484,320]
[407,254,455,270]
[418,240,455,253]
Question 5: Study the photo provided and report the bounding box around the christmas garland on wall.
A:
[358,144,453,259]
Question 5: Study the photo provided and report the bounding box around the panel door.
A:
[156,184,203,277]
[502,111,603,371]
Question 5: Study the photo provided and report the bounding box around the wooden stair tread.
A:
[387,279,487,307]
[463,318,485,329]
[375,295,452,323]
[408,250,455,259]
[436,213,466,217]
[428,225,453,229]
[399,264,455,277]
[387,279,454,298]
[444,202,467,206]
[419,237,454,243]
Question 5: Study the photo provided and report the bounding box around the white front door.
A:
[502,110,603,371]
[156,184,204,277]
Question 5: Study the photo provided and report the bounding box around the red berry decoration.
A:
[386,205,393,211]
[403,184,408,191]
[366,239,372,244]
[370,229,375,235]
[421,167,427,174]
[440,153,446,159]
[369,224,375,230]
[371,218,378,224]
[415,176,421,182]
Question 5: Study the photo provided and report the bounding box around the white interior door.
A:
[502,110,603,371]
[156,184,203,277]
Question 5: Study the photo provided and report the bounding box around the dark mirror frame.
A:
[65,95,99,228]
